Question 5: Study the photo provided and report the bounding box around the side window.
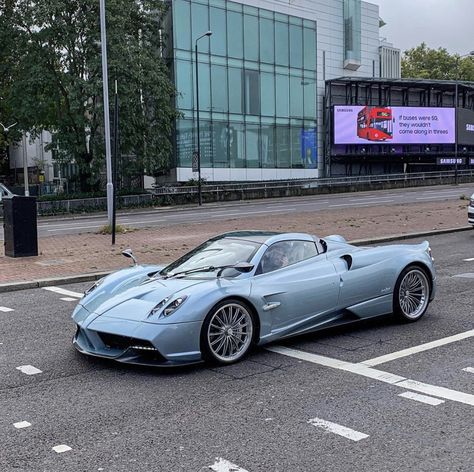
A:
[259,240,318,274]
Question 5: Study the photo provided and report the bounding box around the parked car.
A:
[0,183,14,204]
[72,231,436,367]
[469,192,474,227]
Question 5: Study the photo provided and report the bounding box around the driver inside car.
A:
[261,243,291,273]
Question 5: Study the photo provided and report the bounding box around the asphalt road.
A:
[1,184,473,239]
[0,231,473,471]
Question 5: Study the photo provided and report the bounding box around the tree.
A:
[402,43,474,81]
[5,0,178,191]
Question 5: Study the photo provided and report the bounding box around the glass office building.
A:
[169,0,318,181]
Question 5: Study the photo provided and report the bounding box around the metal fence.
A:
[152,169,474,195]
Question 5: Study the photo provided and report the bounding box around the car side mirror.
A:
[233,262,254,273]
[122,248,138,266]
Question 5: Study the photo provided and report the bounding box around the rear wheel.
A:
[393,265,431,322]
[201,299,255,365]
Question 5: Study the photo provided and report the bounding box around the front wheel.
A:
[201,299,255,365]
[393,266,431,322]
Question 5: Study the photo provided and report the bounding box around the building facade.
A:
[167,0,390,182]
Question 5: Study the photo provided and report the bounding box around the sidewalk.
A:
[0,198,470,287]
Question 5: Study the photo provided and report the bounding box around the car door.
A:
[251,242,340,333]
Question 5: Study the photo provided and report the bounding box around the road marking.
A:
[60,297,79,302]
[209,457,249,472]
[47,225,102,232]
[462,367,474,374]
[52,445,72,453]
[13,421,31,429]
[453,273,474,279]
[398,391,445,406]
[463,258,474,262]
[361,329,474,366]
[0,306,14,312]
[42,286,83,298]
[16,365,42,375]
[267,346,474,407]
[308,417,369,441]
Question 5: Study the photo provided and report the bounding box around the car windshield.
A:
[160,238,261,277]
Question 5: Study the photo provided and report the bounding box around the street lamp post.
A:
[194,31,212,206]
[454,51,474,185]
[99,0,114,225]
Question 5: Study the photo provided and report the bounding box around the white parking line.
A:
[42,287,83,298]
[52,445,72,453]
[47,225,102,232]
[308,417,369,441]
[60,297,79,302]
[360,330,474,366]
[267,346,474,407]
[398,392,445,406]
[463,258,474,262]
[13,421,32,429]
[0,306,14,312]
[16,365,42,375]
[462,367,474,374]
[209,458,249,472]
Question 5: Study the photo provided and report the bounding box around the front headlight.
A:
[84,277,105,296]
[149,295,188,318]
[470,198,474,207]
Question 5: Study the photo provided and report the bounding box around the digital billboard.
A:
[334,106,455,145]
[457,108,474,146]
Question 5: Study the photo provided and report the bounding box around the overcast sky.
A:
[368,0,474,56]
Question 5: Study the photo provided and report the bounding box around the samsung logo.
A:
[466,124,474,132]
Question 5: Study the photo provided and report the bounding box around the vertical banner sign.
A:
[192,151,199,172]
[457,108,474,145]
[301,128,317,168]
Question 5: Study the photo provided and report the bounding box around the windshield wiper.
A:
[163,262,254,279]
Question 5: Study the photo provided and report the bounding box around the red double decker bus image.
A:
[357,106,393,141]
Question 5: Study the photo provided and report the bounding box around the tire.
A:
[393,265,431,322]
[201,299,256,365]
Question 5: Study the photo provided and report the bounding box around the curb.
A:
[0,226,472,294]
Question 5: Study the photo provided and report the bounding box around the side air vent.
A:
[341,255,353,270]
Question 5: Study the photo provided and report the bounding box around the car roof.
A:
[213,231,316,245]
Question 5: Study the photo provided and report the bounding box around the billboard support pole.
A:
[455,81,458,185]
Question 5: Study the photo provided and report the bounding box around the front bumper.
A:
[73,310,204,367]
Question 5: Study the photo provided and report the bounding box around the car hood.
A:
[83,277,208,321]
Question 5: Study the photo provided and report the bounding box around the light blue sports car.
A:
[72,231,436,366]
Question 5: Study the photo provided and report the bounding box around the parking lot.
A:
[0,230,473,471]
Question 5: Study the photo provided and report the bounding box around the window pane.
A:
[275,126,290,167]
[290,126,303,168]
[303,80,316,118]
[229,122,245,167]
[228,68,242,114]
[275,21,289,66]
[303,27,316,70]
[289,24,302,68]
[260,18,274,64]
[173,0,191,51]
[199,120,212,167]
[228,11,243,58]
[210,7,227,56]
[243,70,260,115]
[275,74,289,118]
[261,124,275,168]
[244,14,259,62]
[245,124,260,168]
[192,3,209,53]
[290,76,303,117]
[260,72,275,117]
[176,119,194,167]
[197,62,211,112]
[212,121,230,167]
[176,60,193,110]
[211,64,227,112]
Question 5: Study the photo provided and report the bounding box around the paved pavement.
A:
[0,188,472,287]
